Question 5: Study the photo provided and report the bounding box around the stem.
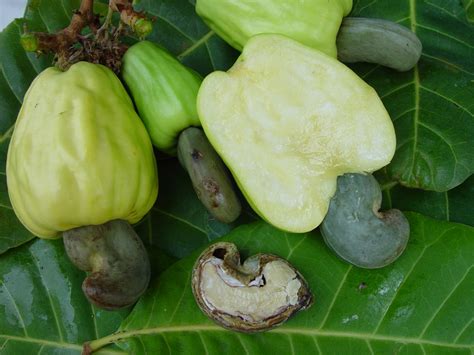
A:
[110,0,154,38]
[21,0,96,53]
[97,6,114,33]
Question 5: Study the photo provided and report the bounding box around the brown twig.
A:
[20,0,153,72]
[22,0,97,54]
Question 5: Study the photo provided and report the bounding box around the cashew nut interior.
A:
[192,242,313,332]
[63,219,151,310]
[321,173,410,269]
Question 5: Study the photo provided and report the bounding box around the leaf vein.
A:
[89,325,474,351]
[28,249,64,342]
[418,265,474,338]
[416,24,474,49]
[420,86,474,117]
[373,226,456,333]
[454,318,474,343]
[153,207,207,235]
[178,31,214,59]
[320,265,353,328]
[0,65,23,104]
[0,280,28,337]
[0,335,81,350]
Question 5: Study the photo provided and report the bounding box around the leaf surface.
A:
[0,238,129,354]
[89,213,474,354]
[351,0,474,191]
[382,175,474,227]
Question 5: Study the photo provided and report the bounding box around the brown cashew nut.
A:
[63,219,150,310]
[192,242,313,332]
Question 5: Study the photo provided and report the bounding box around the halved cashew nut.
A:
[337,17,422,71]
[321,174,410,269]
[63,220,150,310]
[192,242,313,332]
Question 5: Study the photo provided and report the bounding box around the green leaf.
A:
[89,213,474,354]
[382,175,474,227]
[350,0,474,191]
[462,0,474,22]
[0,238,129,354]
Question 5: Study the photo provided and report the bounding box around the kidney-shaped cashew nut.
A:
[63,220,150,310]
[192,242,313,332]
[337,17,422,71]
[321,174,410,269]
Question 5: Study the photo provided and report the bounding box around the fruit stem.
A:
[110,0,154,38]
[21,0,97,54]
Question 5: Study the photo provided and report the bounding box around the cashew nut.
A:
[337,17,422,71]
[63,220,150,310]
[321,173,410,269]
[192,242,313,332]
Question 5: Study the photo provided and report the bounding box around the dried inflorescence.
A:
[20,0,153,72]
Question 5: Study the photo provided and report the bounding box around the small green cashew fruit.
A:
[122,41,202,154]
[7,62,158,308]
[321,174,410,269]
[196,0,352,57]
[122,41,242,223]
[197,34,396,233]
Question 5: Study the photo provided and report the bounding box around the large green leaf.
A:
[86,213,474,354]
[0,238,129,354]
[350,0,474,191]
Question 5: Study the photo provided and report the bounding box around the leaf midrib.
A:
[0,334,82,351]
[89,324,473,351]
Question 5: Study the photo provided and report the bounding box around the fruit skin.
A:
[197,34,396,233]
[7,62,158,238]
[196,0,352,57]
[122,41,202,154]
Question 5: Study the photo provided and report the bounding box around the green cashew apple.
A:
[7,62,158,238]
[122,41,202,154]
[197,34,396,233]
[196,0,352,57]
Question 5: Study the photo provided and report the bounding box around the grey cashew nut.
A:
[321,174,410,269]
[337,17,422,71]
[192,242,313,332]
[63,220,150,310]
[178,127,242,223]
